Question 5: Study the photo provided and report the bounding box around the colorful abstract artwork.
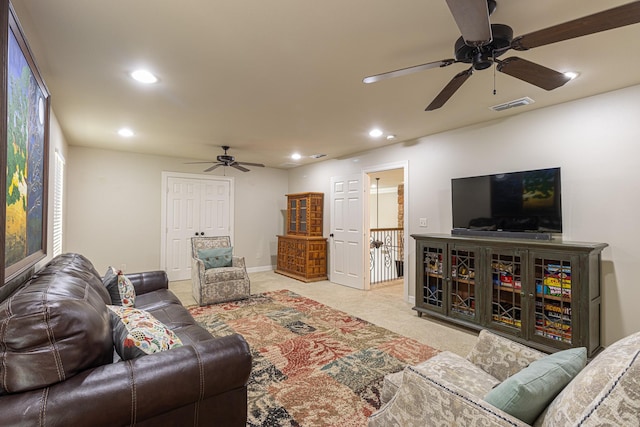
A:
[4,8,49,281]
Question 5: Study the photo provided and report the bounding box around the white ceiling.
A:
[11,0,640,170]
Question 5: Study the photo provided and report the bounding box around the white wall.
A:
[66,146,288,274]
[370,190,398,229]
[289,84,640,346]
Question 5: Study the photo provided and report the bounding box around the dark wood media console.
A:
[412,233,607,357]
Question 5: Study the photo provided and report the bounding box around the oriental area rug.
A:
[188,289,439,427]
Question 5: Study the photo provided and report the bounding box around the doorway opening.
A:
[365,166,406,298]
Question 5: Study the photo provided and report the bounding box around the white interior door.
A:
[200,179,231,236]
[163,174,232,281]
[330,174,364,289]
[166,177,200,281]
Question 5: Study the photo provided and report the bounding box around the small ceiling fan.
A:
[186,146,265,172]
[363,0,640,111]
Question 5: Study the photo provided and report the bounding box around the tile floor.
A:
[170,270,478,356]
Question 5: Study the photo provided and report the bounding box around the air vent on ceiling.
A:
[490,97,535,112]
[310,154,327,159]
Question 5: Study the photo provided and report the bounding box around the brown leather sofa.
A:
[0,253,251,426]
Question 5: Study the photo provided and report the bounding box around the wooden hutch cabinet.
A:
[276,192,327,282]
[413,233,608,357]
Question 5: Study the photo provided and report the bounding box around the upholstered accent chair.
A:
[191,236,250,305]
[369,329,640,426]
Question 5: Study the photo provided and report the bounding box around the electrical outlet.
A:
[419,218,428,227]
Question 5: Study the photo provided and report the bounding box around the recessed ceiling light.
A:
[118,128,134,138]
[291,153,302,160]
[564,71,579,80]
[386,134,396,140]
[131,69,158,84]
[369,128,383,138]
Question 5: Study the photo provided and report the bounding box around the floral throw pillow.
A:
[103,266,136,307]
[107,305,183,360]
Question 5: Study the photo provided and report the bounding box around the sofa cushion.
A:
[539,331,640,426]
[0,254,113,394]
[484,347,587,424]
[103,267,136,307]
[467,329,547,382]
[108,305,183,360]
[204,266,247,283]
[198,247,233,268]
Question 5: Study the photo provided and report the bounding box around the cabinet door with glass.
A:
[528,251,579,351]
[448,244,480,324]
[288,198,298,234]
[417,240,447,315]
[487,248,526,336]
[286,193,323,236]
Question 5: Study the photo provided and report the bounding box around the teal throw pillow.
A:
[484,347,587,424]
[198,247,233,269]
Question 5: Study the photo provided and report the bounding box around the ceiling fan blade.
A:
[204,163,223,172]
[445,0,493,46]
[497,57,571,90]
[185,161,215,164]
[236,162,265,167]
[363,59,456,84]
[425,67,473,111]
[512,1,640,51]
[230,163,250,172]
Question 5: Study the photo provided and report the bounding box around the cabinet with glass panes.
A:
[416,240,481,328]
[413,234,607,357]
[276,192,326,282]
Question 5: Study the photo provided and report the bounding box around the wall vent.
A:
[490,96,535,112]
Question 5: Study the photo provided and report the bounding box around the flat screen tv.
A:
[451,167,562,235]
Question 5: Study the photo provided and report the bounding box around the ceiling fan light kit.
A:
[364,0,640,111]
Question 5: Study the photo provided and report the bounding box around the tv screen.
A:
[452,168,562,233]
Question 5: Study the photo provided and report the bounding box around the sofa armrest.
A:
[127,270,169,295]
[466,330,547,382]
[368,366,530,427]
[0,334,251,427]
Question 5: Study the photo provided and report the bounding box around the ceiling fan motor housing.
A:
[455,23,513,70]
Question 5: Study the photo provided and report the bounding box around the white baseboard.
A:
[247,265,275,273]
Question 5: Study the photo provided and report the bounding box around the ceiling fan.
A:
[363,0,640,111]
[186,146,265,172]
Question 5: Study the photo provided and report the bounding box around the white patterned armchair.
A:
[191,236,250,305]
[369,329,640,426]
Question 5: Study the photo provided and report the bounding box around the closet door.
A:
[164,176,231,281]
